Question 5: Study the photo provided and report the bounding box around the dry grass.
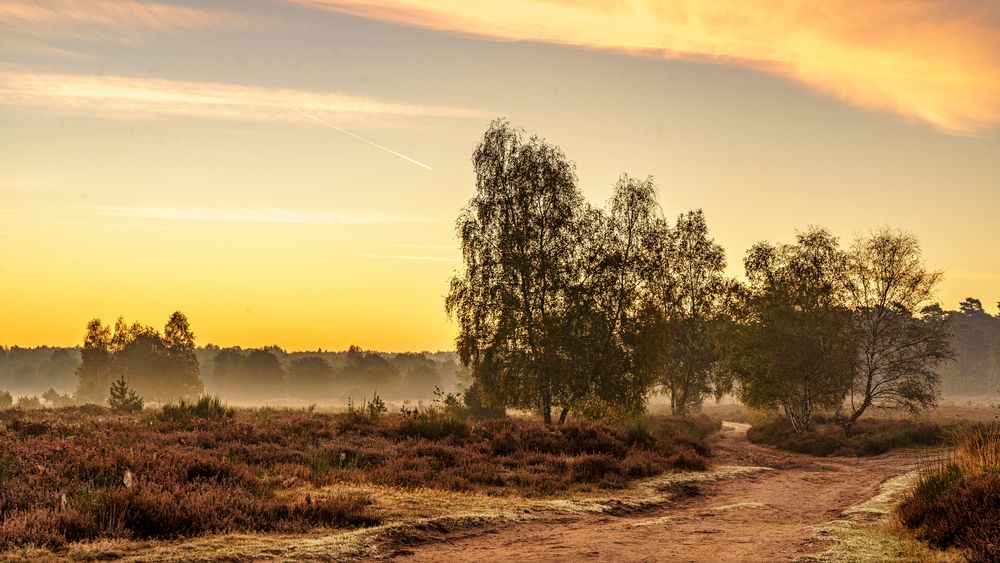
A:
[952,421,1000,477]
[806,471,964,563]
[897,421,1000,562]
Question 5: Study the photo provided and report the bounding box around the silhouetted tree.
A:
[211,347,244,397]
[639,210,734,414]
[76,314,203,404]
[162,311,202,398]
[732,228,855,432]
[340,345,399,398]
[42,387,74,407]
[76,319,113,404]
[288,356,335,399]
[838,229,952,432]
[940,298,1000,395]
[564,174,664,421]
[447,119,585,424]
[242,348,286,399]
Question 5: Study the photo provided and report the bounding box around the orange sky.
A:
[1,0,998,351]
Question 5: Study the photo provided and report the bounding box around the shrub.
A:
[667,448,709,471]
[572,454,625,485]
[158,396,234,421]
[898,423,1000,561]
[42,388,75,408]
[108,377,143,413]
[461,383,505,419]
[748,416,945,457]
[15,396,42,410]
[624,416,654,447]
[394,407,470,441]
[0,391,12,409]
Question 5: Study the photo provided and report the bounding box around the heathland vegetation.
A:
[0,401,716,550]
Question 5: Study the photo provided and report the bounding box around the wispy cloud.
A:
[94,205,428,225]
[287,0,1000,135]
[0,68,488,124]
[0,0,255,44]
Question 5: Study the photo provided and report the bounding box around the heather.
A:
[747,416,946,457]
[0,405,716,550]
[897,422,1000,562]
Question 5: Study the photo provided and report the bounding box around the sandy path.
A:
[390,422,929,562]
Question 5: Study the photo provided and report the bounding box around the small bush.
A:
[394,407,470,441]
[0,391,12,409]
[15,396,42,410]
[748,416,945,457]
[158,396,234,422]
[42,388,75,408]
[572,454,625,485]
[667,448,709,471]
[624,417,654,447]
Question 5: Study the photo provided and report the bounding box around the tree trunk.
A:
[558,405,571,425]
[542,385,553,426]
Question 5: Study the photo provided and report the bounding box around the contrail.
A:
[237,85,432,170]
[284,105,432,170]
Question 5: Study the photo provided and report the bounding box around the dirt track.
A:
[391,423,930,562]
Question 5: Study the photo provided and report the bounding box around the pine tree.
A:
[108,376,144,413]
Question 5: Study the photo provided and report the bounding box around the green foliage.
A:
[157,395,234,422]
[447,121,738,424]
[460,381,505,420]
[446,119,586,424]
[636,209,734,415]
[346,393,387,421]
[0,391,11,409]
[366,394,387,419]
[107,376,143,413]
[731,228,855,432]
[841,228,951,430]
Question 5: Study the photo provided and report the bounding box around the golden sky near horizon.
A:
[1,0,999,351]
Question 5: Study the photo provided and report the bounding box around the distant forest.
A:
[0,299,995,407]
[0,341,465,407]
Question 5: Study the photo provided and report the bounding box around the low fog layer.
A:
[0,298,997,408]
[0,344,464,408]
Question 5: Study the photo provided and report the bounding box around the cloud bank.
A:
[0,0,254,43]
[0,68,487,123]
[288,0,1000,134]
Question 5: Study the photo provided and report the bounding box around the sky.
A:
[1,0,998,352]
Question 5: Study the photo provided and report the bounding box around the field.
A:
[2,401,995,561]
[0,403,718,559]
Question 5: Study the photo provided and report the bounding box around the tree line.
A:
[447,120,965,432]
